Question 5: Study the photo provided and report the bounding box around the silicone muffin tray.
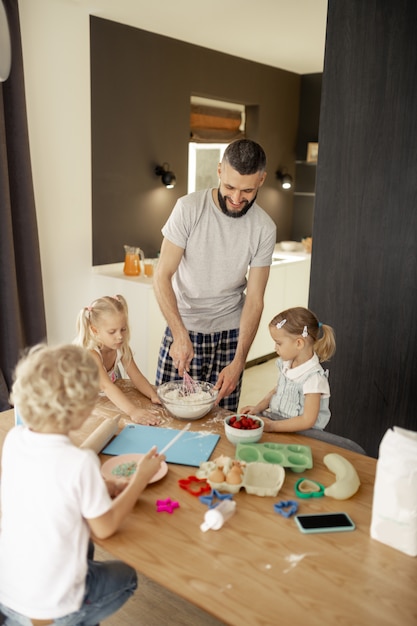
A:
[235,442,313,473]
[196,459,285,497]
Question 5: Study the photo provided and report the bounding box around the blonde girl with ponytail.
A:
[75,295,160,425]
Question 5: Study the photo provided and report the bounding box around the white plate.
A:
[101,453,168,484]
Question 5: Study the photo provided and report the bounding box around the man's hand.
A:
[169,334,194,376]
[214,360,244,404]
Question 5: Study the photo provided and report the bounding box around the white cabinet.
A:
[284,256,311,309]
[91,264,166,382]
[246,256,311,363]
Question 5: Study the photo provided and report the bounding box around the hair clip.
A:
[302,325,308,338]
[318,321,323,328]
[276,319,287,329]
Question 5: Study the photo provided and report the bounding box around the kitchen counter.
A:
[92,262,156,286]
[272,242,311,261]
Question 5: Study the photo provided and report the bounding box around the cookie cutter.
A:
[199,489,234,509]
[178,476,211,496]
[273,500,299,518]
[294,478,325,499]
[156,498,180,514]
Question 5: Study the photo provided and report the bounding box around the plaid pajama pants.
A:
[155,326,243,412]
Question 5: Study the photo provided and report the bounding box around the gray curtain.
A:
[0,0,46,410]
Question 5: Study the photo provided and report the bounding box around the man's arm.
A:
[153,238,193,374]
[215,265,270,403]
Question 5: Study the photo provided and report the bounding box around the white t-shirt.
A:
[162,189,276,333]
[0,426,112,619]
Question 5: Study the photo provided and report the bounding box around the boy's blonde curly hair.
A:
[11,344,99,431]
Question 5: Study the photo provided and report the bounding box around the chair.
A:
[262,410,367,455]
[296,428,367,455]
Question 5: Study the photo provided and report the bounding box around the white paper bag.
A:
[370,426,417,556]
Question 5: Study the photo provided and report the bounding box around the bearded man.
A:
[153,139,276,410]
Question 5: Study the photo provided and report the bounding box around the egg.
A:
[226,466,243,485]
[208,468,225,483]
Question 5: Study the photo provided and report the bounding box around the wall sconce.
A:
[155,163,176,189]
[276,169,293,190]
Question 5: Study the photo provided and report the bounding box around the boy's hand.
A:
[136,446,166,484]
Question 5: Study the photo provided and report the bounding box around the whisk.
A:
[182,371,200,396]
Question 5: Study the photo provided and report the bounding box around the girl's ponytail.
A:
[74,307,91,348]
[314,323,336,362]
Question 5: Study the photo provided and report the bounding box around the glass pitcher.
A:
[123,245,143,276]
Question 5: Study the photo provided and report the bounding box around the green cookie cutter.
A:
[294,478,325,498]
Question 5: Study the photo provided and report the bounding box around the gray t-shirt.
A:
[161,189,276,333]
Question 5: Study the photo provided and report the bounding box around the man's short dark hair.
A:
[223,139,266,175]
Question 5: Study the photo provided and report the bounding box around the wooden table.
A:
[1,386,416,626]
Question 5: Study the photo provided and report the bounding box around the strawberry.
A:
[228,415,261,430]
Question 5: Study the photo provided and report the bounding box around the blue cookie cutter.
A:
[199,489,234,509]
[273,500,299,518]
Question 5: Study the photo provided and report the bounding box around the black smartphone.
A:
[294,512,356,534]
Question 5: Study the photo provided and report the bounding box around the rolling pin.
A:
[80,415,120,454]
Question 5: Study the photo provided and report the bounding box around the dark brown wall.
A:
[296,73,322,161]
[90,17,301,264]
[292,73,322,241]
[310,0,417,457]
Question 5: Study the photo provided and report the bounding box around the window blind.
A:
[190,104,245,143]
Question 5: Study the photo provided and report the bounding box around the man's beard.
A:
[217,189,257,218]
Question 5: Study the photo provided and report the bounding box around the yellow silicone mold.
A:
[235,442,313,473]
[196,459,285,497]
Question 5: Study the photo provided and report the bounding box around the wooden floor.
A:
[99,359,276,625]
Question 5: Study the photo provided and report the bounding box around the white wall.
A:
[19,0,97,344]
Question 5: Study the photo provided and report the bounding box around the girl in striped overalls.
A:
[240,307,336,433]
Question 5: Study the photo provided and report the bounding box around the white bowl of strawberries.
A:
[224,414,264,445]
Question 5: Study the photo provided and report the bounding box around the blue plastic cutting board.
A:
[102,424,220,467]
